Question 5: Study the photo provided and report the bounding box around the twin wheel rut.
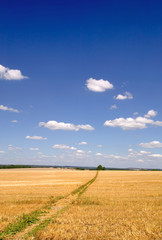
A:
[1,171,98,240]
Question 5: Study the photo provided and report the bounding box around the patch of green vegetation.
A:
[26,205,69,239]
[26,172,98,239]
[0,210,42,239]
[48,195,64,204]
[72,171,98,196]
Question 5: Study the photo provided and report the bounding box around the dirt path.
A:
[1,171,98,240]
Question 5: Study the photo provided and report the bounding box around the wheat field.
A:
[36,171,162,240]
[0,168,94,233]
[0,169,161,239]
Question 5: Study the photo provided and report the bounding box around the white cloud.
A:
[39,121,94,131]
[96,153,102,156]
[87,150,92,153]
[137,159,144,162]
[145,110,157,118]
[134,112,139,116]
[0,104,20,113]
[115,92,133,100]
[76,150,84,153]
[153,121,162,126]
[11,120,18,123]
[25,136,47,140]
[149,154,162,158]
[52,144,76,150]
[8,145,22,151]
[0,64,27,80]
[77,124,94,131]
[128,148,133,152]
[97,145,102,148]
[110,104,117,110]
[29,148,39,151]
[78,141,87,145]
[104,110,162,130]
[140,150,151,154]
[139,141,162,148]
[86,78,113,92]
[104,117,152,130]
[0,150,5,154]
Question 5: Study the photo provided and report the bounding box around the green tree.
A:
[97,165,105,170]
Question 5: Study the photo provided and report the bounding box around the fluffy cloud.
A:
[0,104,20,113]
[110,104,117,110]
[104,110,162,130]
[0,64,27,80]
[29,148,39,151]
[76,150,84,153]
[39,121,94,131]
[115,92,133,100]
[128,148,133,152]
[145,110,157,118]
[96,153,102,156]
[78,141,87,145]
[97,145,102,148]
[52,144,76,150]
[25,136,47,140]
[139,141,162,148]
[86,78,113,92]
[104,117,153,130]
[77,124,94,131]
[140,150,151,154]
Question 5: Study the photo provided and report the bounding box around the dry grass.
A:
[0,168,94,232]
[36,171,162,240]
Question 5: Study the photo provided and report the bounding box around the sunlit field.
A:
[0,168,94,233]
[36,171,162,240]
[0,169,161,240]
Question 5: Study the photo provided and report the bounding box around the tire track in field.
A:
[0,171,98,240]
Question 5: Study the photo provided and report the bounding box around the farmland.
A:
[0,169,161,239]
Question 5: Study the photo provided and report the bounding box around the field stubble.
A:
[0,168,94,232]
[36,171,162,240]
[0,169,161,240]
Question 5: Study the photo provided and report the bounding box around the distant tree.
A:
[97,165,105,170]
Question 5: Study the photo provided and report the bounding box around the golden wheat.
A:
[36,171,162,240]
[0,168,94,232]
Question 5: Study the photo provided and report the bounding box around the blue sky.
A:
[0,0,162,168]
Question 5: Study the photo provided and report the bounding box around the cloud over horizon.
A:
[0,64,27,80]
